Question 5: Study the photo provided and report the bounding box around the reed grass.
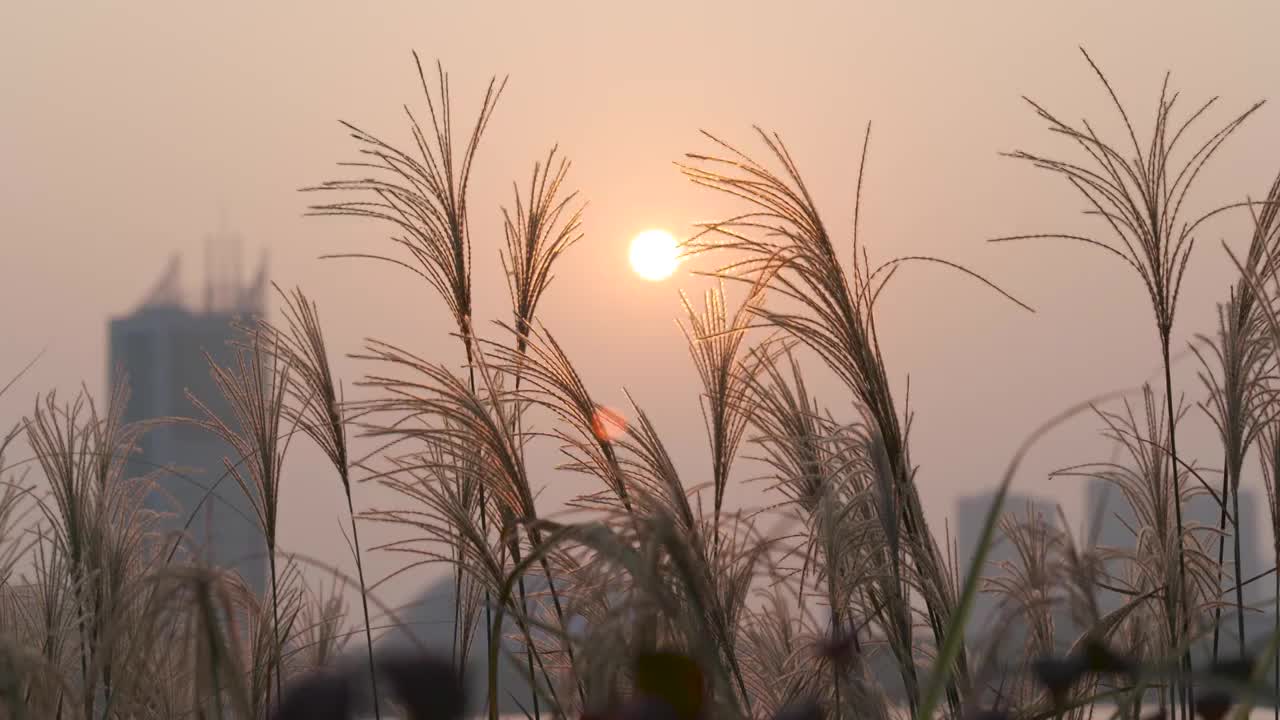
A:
[304,53,508,696]
[994,47,1266,720]
[8,48,1280,720]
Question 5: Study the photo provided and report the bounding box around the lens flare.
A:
[591,405,627,443]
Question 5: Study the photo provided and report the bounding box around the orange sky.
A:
[5,1,1280,610]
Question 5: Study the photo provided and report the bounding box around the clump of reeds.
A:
[995,47,1265,719]
[187,326,297,710]
[304,53,508,698]
[12,45,1280,720]
[262,284,384,717]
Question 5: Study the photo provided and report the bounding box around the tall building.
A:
[1086,479,1265,601]
[108,240,269,597]
[1086,477,1270,651]
[955,490,1076,651]
[955,491,1065,584]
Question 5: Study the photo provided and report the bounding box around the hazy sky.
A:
[6,2,1280,609]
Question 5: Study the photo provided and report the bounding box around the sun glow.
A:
[591,405,627,443]
[628,229,681,281]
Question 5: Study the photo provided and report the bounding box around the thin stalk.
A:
[452,551,464,668]
[860,431,927,709]
[1232,480,1247,655]
[271,284,386,719]
[465,338,498,715]
[1162,341,1192,720]
[830,594,842,720]
[344,492,381,720]
[499,331,537,718]
[506,325,586,707]
[511,333,542,720]
[73,577,92,720]
[1213,461,1230,662]
[268,546,283,712]
[509,545,541,720]
[529,538,586,705]
[94,584,111,720]
[472,449,493,690]
[499,556,565,713]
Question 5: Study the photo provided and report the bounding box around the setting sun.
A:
[628,229,680,281]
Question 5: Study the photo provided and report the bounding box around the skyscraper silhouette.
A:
[1085,476,1270,651]
[108,237,268,597]
[1086,478,1264,601]
[955,490,1077,655]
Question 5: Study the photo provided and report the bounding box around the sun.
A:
[629,229,681,281]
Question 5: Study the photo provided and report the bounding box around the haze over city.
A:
[6,4,1280,718]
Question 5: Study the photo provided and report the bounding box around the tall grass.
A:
[994,47,1265,720]
[262,285,382,719]
[1198,171,1280,666]
[187,326,299,713]
[679,122,1033,716]
[304,52,507,683]
[9,48,1280,720]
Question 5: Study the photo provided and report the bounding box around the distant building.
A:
[1086,477,1268,651]
[955,491,1075,650]
[955,491,1063,585]
[108,236,269,597]
[1086,478,1265,601]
